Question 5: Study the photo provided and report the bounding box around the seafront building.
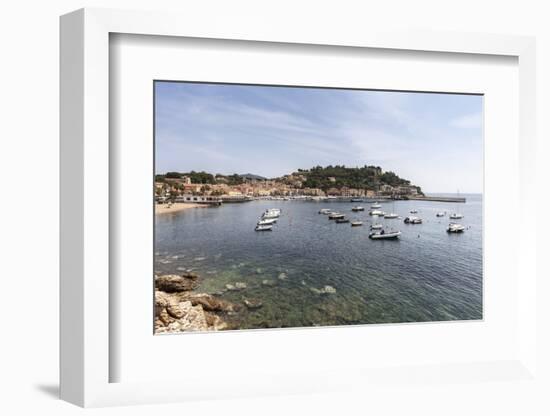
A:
[155,171,420,202]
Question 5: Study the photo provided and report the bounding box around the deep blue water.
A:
[155,194,482,329]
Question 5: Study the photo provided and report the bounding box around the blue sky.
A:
[155,82,483,193]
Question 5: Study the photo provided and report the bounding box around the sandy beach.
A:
[155,202,207,215]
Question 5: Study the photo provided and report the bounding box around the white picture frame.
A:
[60,7,538,407]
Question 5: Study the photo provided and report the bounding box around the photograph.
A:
[153,81,483,334]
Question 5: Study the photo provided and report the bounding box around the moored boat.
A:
[436,212,445,217]
[449,213,464,219]
[369,209,385,216]
[255,224,273,231]
[447,222,465,233]
[370,223,383,230]
[350,198,363,202]
[335,218,350,224]
[319,208,332,214]
[328,212,345,220]
[257,218,277,226]
[371,202,382,209]
[351,221,363,227]
[404,216,422,224]
[351,206,365,212]
[369,230,401,239]
[384,213,398,219]
[410,209,418,214]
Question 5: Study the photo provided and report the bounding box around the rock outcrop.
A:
[155,272,199,292]
[154,272,237,334]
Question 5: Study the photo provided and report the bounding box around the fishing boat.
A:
[351,206,365,212]
[371,202,382,209]
[369,209,385,216]
[351,221,363,227]
[257,218,277,226]
[370,223,383,230]
[328,212,345,220]
[335,218,350,224]
[447,223,465,233]
[369,230,401,240]
[319,208,331,214]
[255,224,273,231]
[404,216,422,224]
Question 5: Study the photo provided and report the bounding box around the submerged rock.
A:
[178,292,240,312]
[310,285,337,295]
[243,298,263,309]
[310,287,322,295]
[227,282,247,291]
[321,285,337,294]
[155,274,198,292]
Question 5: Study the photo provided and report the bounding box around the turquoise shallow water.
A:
[155,194,482,329]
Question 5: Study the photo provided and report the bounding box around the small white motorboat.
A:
[263,209,281,219]
[328,212,345,220]
[319,208,331,214]
[255,224,273,231]
[369,209,385,216]
[370,223,383,230]
[404,216,423,224]
[410,209,418,214]
[351,221,363,227]
[369,230,401,240]
[449,213,464,219]
[257,218,277,226]
[371,202,382,209]
[384,213,398,219]
[447,223,465,233]
[436,212,445,217]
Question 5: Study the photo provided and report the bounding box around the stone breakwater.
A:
[154,272,241,333]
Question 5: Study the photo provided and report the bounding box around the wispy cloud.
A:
[155,83,483,193]
[449,112,483,129]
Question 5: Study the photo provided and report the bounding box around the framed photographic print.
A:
[60,8,538,408]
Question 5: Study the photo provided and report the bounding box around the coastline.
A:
[155,202,207,215]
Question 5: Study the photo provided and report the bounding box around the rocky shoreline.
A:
[154,272,242,333]
[155,270,339,333]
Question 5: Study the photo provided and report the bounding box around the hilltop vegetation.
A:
[155,165,422,194]
[300,165,413,192]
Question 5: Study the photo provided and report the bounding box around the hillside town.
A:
[155,166,423,203]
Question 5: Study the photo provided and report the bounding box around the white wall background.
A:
[0,1,548,415]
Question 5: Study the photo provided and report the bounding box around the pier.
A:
[408,196,466,203]
[175,195,222,205]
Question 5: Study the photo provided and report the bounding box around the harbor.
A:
[155,195,482,330]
